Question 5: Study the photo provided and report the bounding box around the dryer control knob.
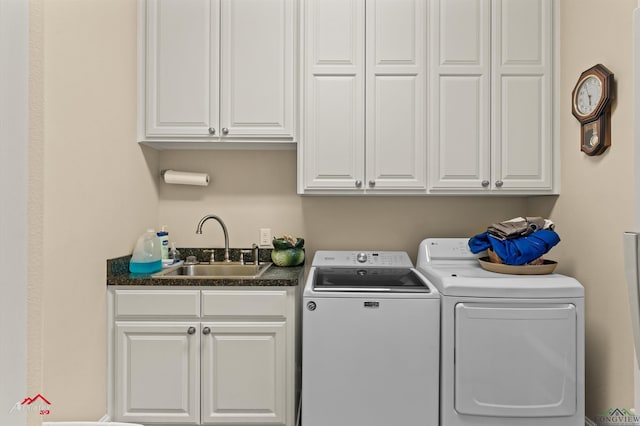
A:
[356,252,368,263]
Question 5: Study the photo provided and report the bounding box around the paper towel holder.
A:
[160,169,210,186]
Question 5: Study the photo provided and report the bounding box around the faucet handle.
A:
[240,249,253,265]
[203,249,216,263]
[252,244,259,265]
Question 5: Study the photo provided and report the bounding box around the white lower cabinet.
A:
[109,288,299,426]
[201,321,286,424]
[115,321,200,424]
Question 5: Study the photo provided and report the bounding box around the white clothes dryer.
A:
[417,238,584,426]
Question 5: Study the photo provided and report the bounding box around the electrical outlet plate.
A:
[259,228,272,246]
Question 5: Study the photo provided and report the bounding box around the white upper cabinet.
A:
[219,0,294,138]
[429,0,555,193]
[492,0,554,192]
[366,0,427,192]
[300,0,365,191]
[140,0,296,147]
[299,0,427,194]
[428,0,490,192]
[145,0,217,138]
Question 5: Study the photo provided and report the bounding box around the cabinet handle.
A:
[202,327,211,335]
[368,180,376,187]
[222,128,229,135]
[208,127,216,135]
[481,180,490,187]
[495,180,504,187]
[355,180,362,188]
[187,327,196,335]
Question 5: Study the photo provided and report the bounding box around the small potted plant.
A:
[271,235,305,267]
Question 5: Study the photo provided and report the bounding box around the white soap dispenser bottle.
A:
[157,225,169,260]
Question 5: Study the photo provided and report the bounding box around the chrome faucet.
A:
[196,214,230,263]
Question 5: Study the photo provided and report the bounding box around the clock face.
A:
[575,75,603,116]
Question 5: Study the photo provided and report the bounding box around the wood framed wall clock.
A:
[571,64,615,156]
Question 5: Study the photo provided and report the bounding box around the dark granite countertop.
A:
[107,248,304,287]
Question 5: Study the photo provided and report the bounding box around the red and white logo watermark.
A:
[9,393,52,416]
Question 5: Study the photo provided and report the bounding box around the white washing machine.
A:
[302,251,440,426]
[417,238,584,426]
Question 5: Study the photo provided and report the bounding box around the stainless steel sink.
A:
[153,262,272,279]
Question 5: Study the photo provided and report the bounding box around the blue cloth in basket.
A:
[468,229,560,265]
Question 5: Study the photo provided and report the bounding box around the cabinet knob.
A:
[355,180,362,188]
[208,127,216,135]
[202,327,211,335]
[368,180,376,187]
[481,180,490,187]
[187,327,196,335]
[495,180,504,187]
[222,128,229,135]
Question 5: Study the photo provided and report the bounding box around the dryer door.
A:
[454,302,577,417]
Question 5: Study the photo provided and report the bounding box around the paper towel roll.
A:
[162,170,210,186]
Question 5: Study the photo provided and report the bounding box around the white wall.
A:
[157,150,530,261]
[0,1,28,425]
[29,0,160,421]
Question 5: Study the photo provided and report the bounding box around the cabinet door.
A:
[492,0,553,191]
[428,0,491,191]
[429,0,554,193]
[219,0,294,138]
[301,0,365,191]
[145,0,219,137]
[114,322,200,424]
[366,0,427,191]
[201,321,286,425]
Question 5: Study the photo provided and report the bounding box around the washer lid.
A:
[418,265,584,298]
[313,267,431,293]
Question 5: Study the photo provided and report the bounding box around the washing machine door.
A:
[454,302,577,417]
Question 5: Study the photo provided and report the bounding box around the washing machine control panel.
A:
[312,250,413,267]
